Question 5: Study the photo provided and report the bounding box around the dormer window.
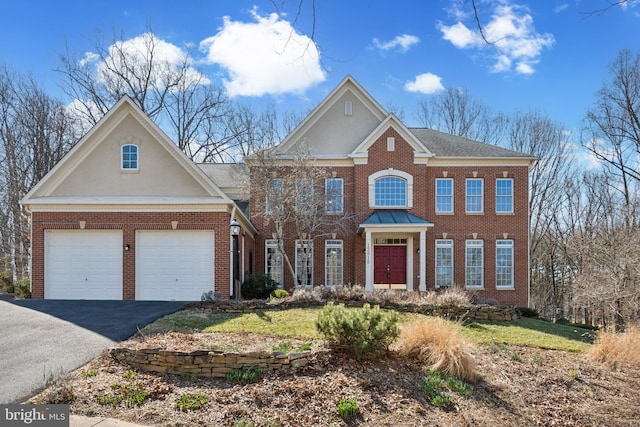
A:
[121,144,138,170]
[368,169,413,209]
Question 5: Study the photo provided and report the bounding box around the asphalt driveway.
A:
[0,299,184,404]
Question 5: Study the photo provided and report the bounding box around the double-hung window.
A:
[295,179,313,212]
[466,178,483,213]
[496,240,514,288]
[496,178,514,213]
[465,240,484,288]
[295,240,313,287]
[325,240,343,287]
[436,178,453,213]
[325,178,343,214]
[435,239,454,288]
[121,144,138,170]
[265,239,283,287]
[266,179,283,213]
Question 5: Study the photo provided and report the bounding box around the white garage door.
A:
[45,230,123,299]
[136,231,215,301]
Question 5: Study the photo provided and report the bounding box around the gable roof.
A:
[409,128,536,159]
[197,163,249,201]
[268,75,388,156]
[350,114,434,163]
[21,95,234,206]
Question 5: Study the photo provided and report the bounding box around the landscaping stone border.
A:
[184,300,518,322]
[109,347,327,378]
[110,301,516,377]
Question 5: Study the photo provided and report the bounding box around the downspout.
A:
[230,206,237,299]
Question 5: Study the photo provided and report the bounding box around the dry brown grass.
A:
[394,317,478,383]
[586,329,640,369]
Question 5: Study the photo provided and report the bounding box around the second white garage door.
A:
[136,231,215,301]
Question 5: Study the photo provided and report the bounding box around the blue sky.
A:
[1,0,639,132]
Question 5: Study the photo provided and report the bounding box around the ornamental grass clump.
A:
[315,302,399,360]
[586,329,640,369]
[395,317,478,383]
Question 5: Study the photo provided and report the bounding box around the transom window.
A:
[368,170,413,209]
[121,144,138,170]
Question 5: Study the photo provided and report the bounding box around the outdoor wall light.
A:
[230,218,241,236]
[125,244,131,251]
[417,248,421,254]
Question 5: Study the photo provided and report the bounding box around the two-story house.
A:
[20,75,534,306]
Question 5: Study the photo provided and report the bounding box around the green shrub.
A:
[226,367,263,384]
[175,393,208,411]
[517,306,539,318]
[0,270,13,293]
[241,274,279,300]
[337,398,359,420]
[315,302,399,360]
[15,278,30,298]
[270,289,289,300]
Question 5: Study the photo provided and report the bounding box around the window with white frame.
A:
[435,239,453,288]
[496,178,514,213]
[325,178,343,214]
[121,144,138,170]
[496,240,514,288]
[325,240,343,287]
[295,240,313,287]
[265,179,283,213]
[368,170,413,208]
[295,179,314,212]
[466,178,483,213]
[436,178,454,213]
[465,240,484,288]
[265,239,283,287]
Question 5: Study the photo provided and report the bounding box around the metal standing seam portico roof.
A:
[359,210,434,231]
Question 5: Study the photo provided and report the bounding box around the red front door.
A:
[374,246,406,286]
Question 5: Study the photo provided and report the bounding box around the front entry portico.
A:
[359,211,434,292]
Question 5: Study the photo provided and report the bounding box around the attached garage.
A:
[44,230,123,299]
[136,230,215,301]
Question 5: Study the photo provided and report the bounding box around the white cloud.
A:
[372,34,420,52]
[438,1,554,75]
[554,4,569,13]
[95,33,209,89]
[78,51,99,67]
[199,8,325,97]
[404,73,445,95]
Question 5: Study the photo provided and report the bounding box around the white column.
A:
[419,229,427,292]
[407,238,414,291]
[365,230,373,291]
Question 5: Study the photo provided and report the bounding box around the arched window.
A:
[368,169,413,208]
[121,144,138,170]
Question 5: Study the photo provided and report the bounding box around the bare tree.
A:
[248,143,355,288]
[0,65,79,280]
[57,31,231,161]
[415,87,506,145]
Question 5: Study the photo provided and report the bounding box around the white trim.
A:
[465,178,484,214]
[368,169,414,209]
[465,239,484,289]
[495,239,515,289]
[495,178,514,214]
[325,239,343,287]
[435,239,454,289]
[435,178,454,214]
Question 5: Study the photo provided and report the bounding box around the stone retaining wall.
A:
[109,347,324,378]
[111,302,516,377]
[185,300,518,322]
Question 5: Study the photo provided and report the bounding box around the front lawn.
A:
[140,306,596,353]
